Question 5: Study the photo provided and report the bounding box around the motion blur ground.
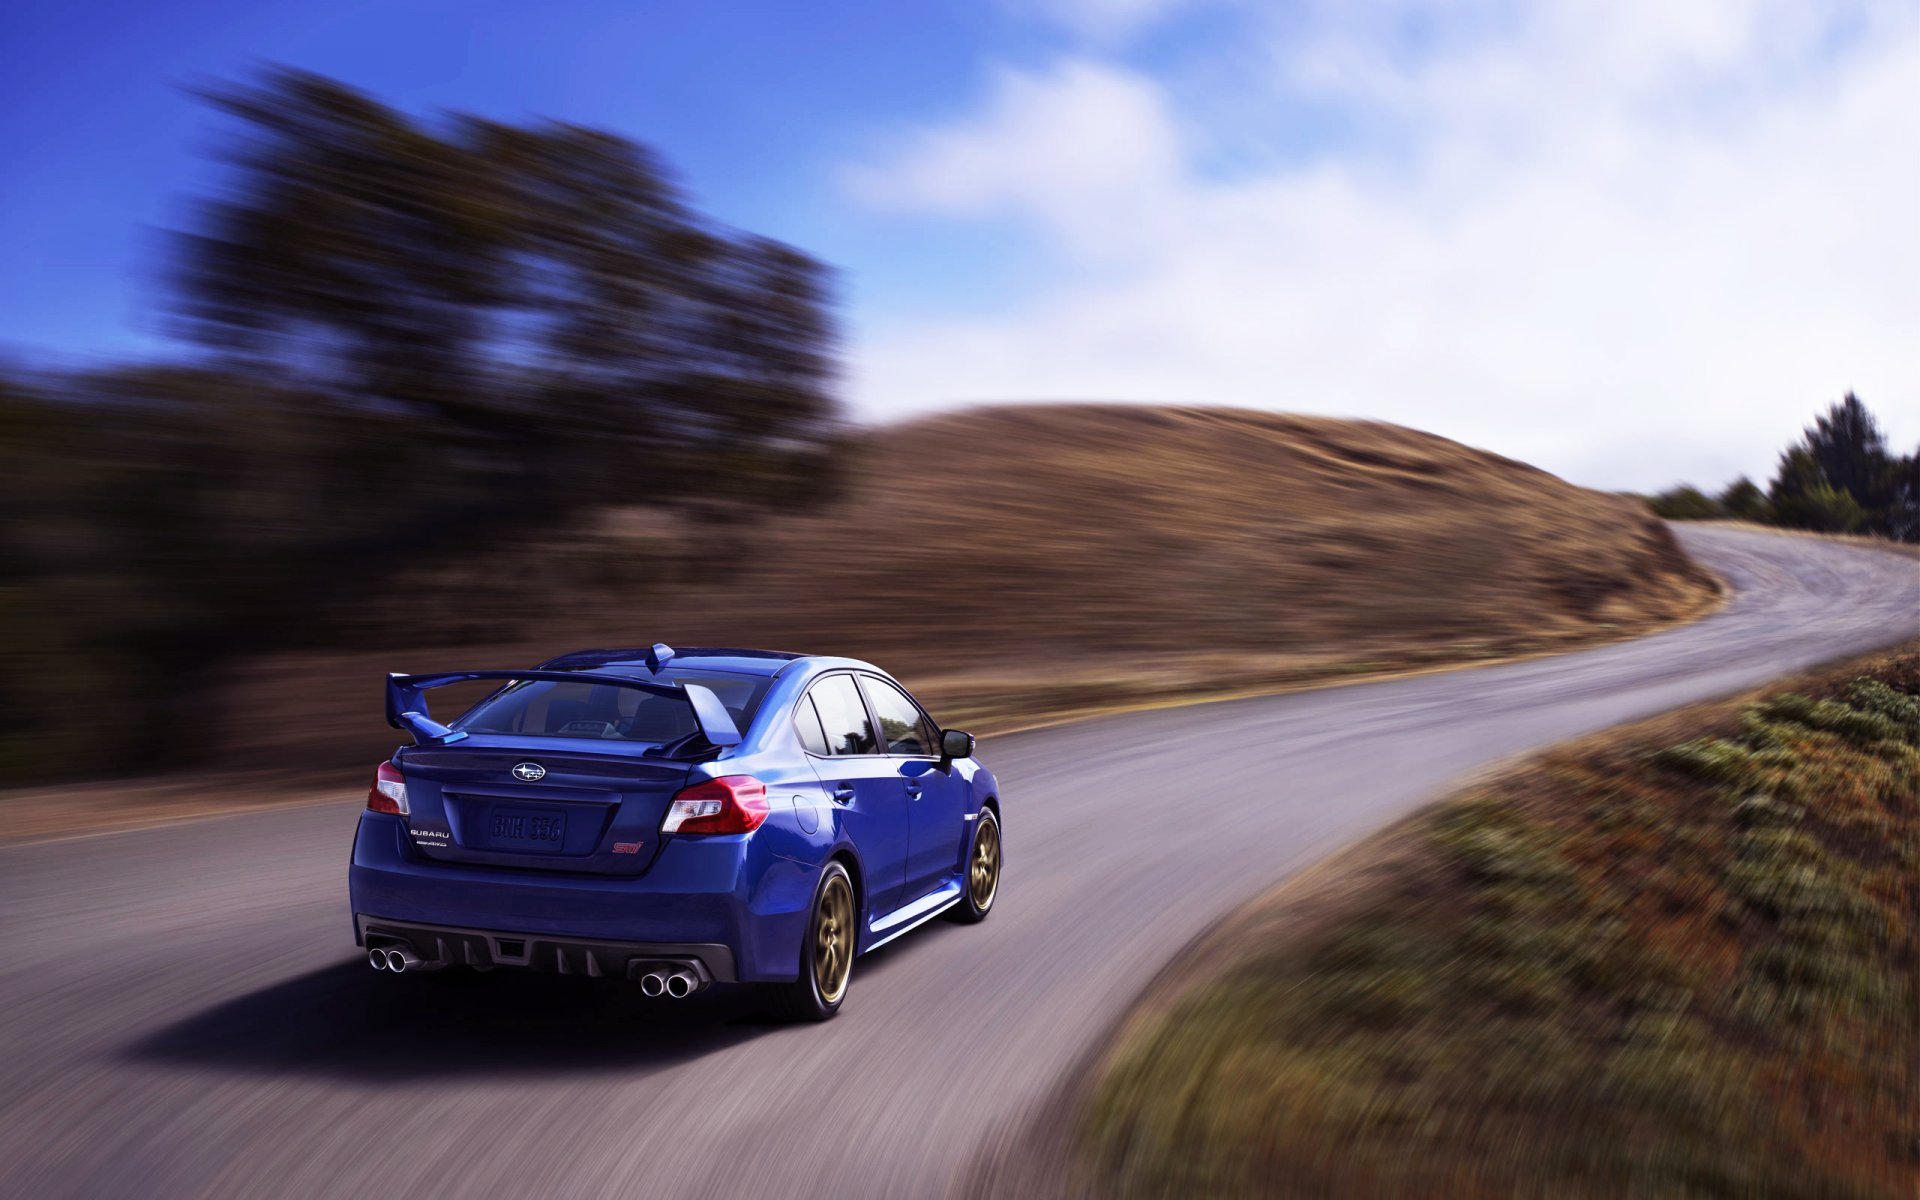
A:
[1,527,1914,1199]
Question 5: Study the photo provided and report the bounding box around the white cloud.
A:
[843,1,1920,490]
[841,60,1183,260]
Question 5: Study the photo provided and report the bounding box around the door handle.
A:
[832,783,855,803]
[904,782,923,800]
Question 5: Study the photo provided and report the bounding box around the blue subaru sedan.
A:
[349,644,1001,1020]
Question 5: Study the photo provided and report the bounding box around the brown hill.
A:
[224,405,1720,770]
[664,404,1714,660]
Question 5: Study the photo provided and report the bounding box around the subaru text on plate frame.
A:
[349,644,1002,1020]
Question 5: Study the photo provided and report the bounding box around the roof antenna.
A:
[645,643,675,672]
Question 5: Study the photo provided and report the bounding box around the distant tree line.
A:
[1647,394,1920,542]
[0,69,841,781]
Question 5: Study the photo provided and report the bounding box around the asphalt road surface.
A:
[2,526,1915,1200]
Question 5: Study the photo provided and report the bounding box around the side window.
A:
[862,677,935,757]
[793,694,831,756]
[808,675,877,756]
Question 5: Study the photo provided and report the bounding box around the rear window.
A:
[452,669,772,744]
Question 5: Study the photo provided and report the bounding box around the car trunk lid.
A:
[394,743,692,875]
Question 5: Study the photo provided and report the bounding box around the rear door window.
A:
[808,675,877,755]
[861,676,937,757]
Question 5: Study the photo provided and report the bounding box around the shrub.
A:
[1760,693,1902,746]
[1716,476,1770,522]
[1646,485,1724,521]
[1847,678,1920,743]
[1655,737,1757,781]
[1770,481,1867,534]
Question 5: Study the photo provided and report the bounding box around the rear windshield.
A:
[451,669,772,744]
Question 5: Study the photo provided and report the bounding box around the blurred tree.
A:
[1716,476,1769,523]
[1646,485,1723,521]
[1890,449,1920,543]
[1769,444,1822,512]
[1768,395,1907,539]
[1801,394,1890,512]
[1,365,441,773]
[1,69,843,781]
[0,374,86,778]
[175,69,839,509]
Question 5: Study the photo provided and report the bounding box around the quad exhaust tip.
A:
[373,945,695,991]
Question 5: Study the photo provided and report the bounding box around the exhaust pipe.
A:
[639,971,666,998]
[364,944,426,975]
[665,970,696,999]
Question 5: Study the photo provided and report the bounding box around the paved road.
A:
[1,527,1914,1200]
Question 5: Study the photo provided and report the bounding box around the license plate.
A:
[489,808,566,850]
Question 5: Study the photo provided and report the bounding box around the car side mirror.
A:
[940,729,975,762]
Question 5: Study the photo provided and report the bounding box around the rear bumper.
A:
[350,812,817,982]
[356,914,736,983]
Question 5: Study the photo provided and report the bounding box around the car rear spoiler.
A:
[385,670,742,748]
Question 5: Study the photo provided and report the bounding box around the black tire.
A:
[950,807,1000,924]
[764,861,856,1022]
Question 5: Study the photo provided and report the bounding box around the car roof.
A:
[538,646,810,678]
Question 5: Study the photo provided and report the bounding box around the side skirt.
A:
[864,878,964,953]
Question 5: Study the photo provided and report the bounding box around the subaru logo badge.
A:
[511,762,546,782]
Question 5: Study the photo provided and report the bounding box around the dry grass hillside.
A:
[218,404,1719,772]
[676,404,1714,657]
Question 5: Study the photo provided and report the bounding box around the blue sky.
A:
[0,0,1017,351]
[3,0,1915,489]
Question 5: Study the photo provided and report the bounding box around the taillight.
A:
[662,775,768,835]
[367,761,409,815]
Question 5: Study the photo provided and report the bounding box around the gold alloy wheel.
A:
[969,816,1000,912]
[814,873,855,1004]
